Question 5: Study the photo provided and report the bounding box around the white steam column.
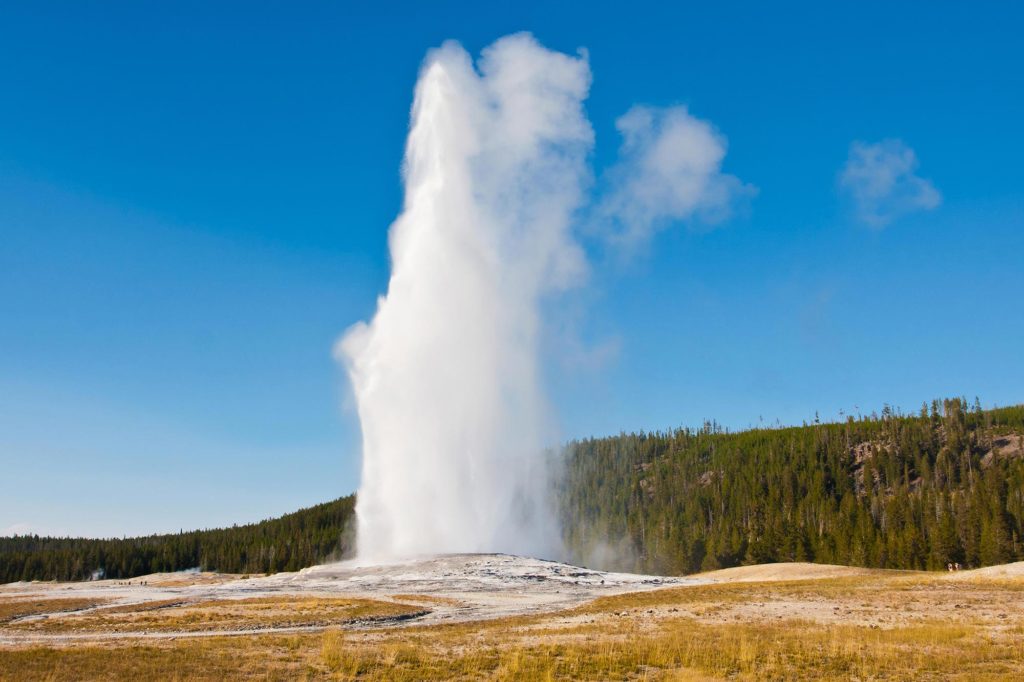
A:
[338,34,593,562]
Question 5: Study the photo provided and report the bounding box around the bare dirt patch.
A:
[981,433,1024,467]
[693,561,884,583]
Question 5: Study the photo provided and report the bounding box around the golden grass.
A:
[0,598,109,624]
[9,596,427,634]
[0,636,313,681]
[4,616,1020,681]
[314,618,1024,681]
[93,598,192,614]
[387,594,465,607]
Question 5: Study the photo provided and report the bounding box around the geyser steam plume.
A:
[339,34,592,562]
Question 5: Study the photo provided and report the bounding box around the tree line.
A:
[3,399,1023,582]
[0,496,354,583]
[561,399,1024,575]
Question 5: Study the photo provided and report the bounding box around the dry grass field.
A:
[0,597,111,624]
[2,561,1023,680]
[8,596,427,634]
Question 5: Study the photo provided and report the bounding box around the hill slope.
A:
[561,399,1024,575]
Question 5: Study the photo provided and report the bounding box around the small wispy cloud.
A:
[601,105,755,243]
[839,139,941,228]
[2,522,33,537]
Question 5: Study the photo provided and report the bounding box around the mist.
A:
[338,34,591,562]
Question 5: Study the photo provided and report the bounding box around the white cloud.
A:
[601,105,755,243]
[839,139,941,227]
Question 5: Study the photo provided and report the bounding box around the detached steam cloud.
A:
[339,33,748,563]
[603,105,755,242]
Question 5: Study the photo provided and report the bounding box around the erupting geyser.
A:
[338,34,592,562]
[339,32,750,563]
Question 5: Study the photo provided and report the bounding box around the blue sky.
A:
[2,1,1022,537]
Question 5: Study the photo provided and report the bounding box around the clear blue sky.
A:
[2,1,1022,537]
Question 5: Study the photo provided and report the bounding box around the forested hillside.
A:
[562,399,1024,575]
[4,399,1024,583]
[0,496,354,583]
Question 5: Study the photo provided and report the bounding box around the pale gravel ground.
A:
[693,561,897,582]
[0,553,703,644]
